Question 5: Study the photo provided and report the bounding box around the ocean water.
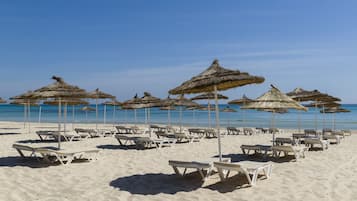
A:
[0,104,356,130]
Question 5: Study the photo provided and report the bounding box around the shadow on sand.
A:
[110,172,204,195]
[0,156,51,168]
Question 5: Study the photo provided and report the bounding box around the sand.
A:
[0,121,356,201]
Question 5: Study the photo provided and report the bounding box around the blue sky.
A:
[1,0,357,103]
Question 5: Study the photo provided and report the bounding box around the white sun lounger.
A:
[304,138,329,150]
[12,143,99,165]
[272,145,308,161]
[213,161,272,186]
[169,158,230,181]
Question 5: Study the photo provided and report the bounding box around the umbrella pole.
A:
[168,109,171,126]
[179,106,183,133]
[243,101,246,128]
[112,105,115,127]
[298,99,301,132]
[23,103,26,129]
[214,85,222,162]
[38,105,42,123]
[58,98,62,150]
[193,110,195,127]
[322,105,326,129]
[104,104,107,125]
[96,98,98,130]
[333,113,336,130]
[145,108,147,124]
[86,111,88,123]
[208,100,211,128]
[315,101,318,131]
[134,109,137,126]
[272,112,276,146]
[27,100,31,134]
[72,105,75,129]
[64,103,67,135]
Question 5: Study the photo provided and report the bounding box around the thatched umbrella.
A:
[44,98,89,128]
[10,91,39,132]
[102,100,121,126]
[30,76,88,149]
[242,85,307,144]
[87,88,115,129]
[228,94,253,127]
[160,105,176,125]
[10,98,38,132]
[81,106,95,123]
[171,95,200,132]
[320,107,350,130]
[169,59,264,161]
[121,94,142,125]
[191,92,228,128]
[0,97,6,104]
[221,106,237,127]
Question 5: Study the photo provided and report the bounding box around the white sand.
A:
[0,121,356,201]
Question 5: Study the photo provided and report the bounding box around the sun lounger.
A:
[240,145,272,157]
[272,145,307,161]
[304,138,329,150]
[213,161,272,186]
[274,137,295,145]
[342,130,352,136]
[243,128,255,135]
[115,135,140,146]
[323,134,341,144]
[115,134,176,149]
[227,127,241,135]
[12,143,99,165]
[204,128,217,138]
[169,158,230,181]
[36,130,56,141]
[74,128,100,138]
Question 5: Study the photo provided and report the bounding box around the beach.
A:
[1,121,356,201]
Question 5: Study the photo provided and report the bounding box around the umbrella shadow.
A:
[0,132,21,135]
[97,144,139,150]
[0,156,51,168]
[215,153,271,163]
[204,174,254,193]
[110,172,203,195]
[16,139,56,143]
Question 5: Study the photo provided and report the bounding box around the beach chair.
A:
[323,134,341,144]
[168,158,230,181]
[36,130,56,141]
[114,134,140,146]
[135,137,177,149]
[342,130,352,136]
[227,127,241,135]
[205,128,218,138]
[274,137,295,145]
[304,138,329,150]
[52,131,82,142]
[240,144,272,157]
[213,161,272,186]
[35,148,99,165]
[74,128,100,138]
[272,145,307,161]
[243,128,255,135]
[12,143,57,158]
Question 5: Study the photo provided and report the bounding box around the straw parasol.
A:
[191,92,228,128]
[121,94,142,125]
[30,76,89,149]
[320,107,350,130]
[102,100,122,126]
[242,85,307,144]
[10,91,39,132]
[0,97,6,104]
[87,88,115,129]
[228,94,253,127]
[169,59,265,161]
[160,105,176,125]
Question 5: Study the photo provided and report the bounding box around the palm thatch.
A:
[305,101,341,108]
[287,88,341,102]
[81,106,95,111]
[160,105,176,110]
[320,107,350,113]
[169,59,265,94]
[221,106,237,112]
[258,108,288,114]
[0,97,6,104]
[10,91,37,100]
[10,99,38,106]
[228,94,252,105]
[44,99,89,106]
[102,100,122,106]
[242,85,307,111]
[172,95,200,107]
[87,88,115,99]
[191,92,228,100]
[31,76,88,99]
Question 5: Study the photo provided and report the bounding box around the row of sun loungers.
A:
[12,143,99,165]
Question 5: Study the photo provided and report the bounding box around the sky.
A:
[1,0,357,103]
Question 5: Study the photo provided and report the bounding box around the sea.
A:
[0,104,356,130]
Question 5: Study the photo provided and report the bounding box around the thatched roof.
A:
[102,100,122,106]
[287,88,341,102]
[320,107,350,113]
[160,105,176,110]
[221,106,237,112]
[44,98,89,106]
[81,106,95,111]
[10,99,38,106]
[242,85,307,111]
[228,94,252,105]
[10,91,37,100]
[0,97,6,104]
[191,92,228,100]
[169,59,264,94]
[305,101,341,108]
[87,88,115,99]
[31,76,88,99]
[258,108,288,114]
[172,95,200,107]
[121,92,162,109]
